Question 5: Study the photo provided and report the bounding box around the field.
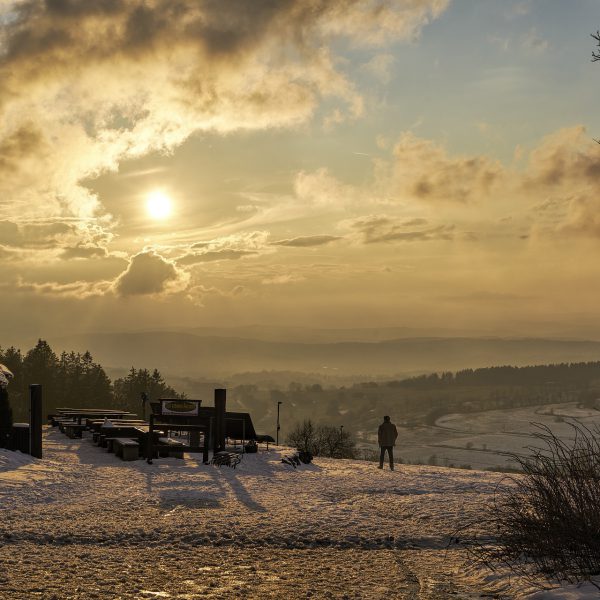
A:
[1,426,599,598]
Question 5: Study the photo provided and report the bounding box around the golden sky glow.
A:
[2,0,600,343]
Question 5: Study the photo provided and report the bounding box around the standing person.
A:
[378,415,398,470]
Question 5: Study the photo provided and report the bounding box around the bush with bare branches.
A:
[463,422,600,589]
[286,419,356,459]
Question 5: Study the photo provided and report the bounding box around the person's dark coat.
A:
[378,421,398,447]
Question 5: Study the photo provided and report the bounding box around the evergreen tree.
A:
[113,367,182,415]
[23,340,58,414]
[55,350,112,409]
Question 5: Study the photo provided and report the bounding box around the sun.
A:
[146,190,172,220]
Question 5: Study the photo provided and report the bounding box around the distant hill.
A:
[46,331,600,380]
[183,325,446,343]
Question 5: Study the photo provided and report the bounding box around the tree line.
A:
[0,339,183,421]
[379,361,600,389]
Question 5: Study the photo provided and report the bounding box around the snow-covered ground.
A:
[359,403,600,472]
[0,427,598,599]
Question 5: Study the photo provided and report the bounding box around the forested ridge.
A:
[3,339,600,429]
[389,362,600,388]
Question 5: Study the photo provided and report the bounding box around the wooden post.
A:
[213,388,226,454]
[29,384,42,458]
[190,429,200,449]
[147,413,154,464]
[0,386,12,449]
[202,430,209,464]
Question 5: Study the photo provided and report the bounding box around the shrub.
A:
[468,422,600,589]
[286,420,357,459]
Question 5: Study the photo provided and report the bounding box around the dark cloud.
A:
[348,215,455,243]
[526,126,600,188]
[114,250,187,296]
[272,235,342,247]
[0,219,104,250]
[0,220,21,245]
[0,124,45,173]
[391,133,502,203]
[557,196,600,238]
[181,231,270,265]
[0,219,72,248]
[60,245,109,260]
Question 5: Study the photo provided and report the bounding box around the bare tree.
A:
[286,419,321,455]
[318,425,357,459]
[286,420,356,459]
[592,31,600,61]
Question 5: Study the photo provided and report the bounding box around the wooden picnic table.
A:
[54,410,138,425]
[87,419,146,431]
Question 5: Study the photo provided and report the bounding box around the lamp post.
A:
[338,425,344,459]
[276,401,282,445]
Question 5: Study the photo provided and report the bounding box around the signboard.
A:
[160,399,201,416]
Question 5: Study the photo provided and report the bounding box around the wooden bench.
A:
[105,437,121,453]
[57,419,77,433]
[64,423,86,439]
[157,437,185,459]
[113,438,139,461]
[98,426,148,447]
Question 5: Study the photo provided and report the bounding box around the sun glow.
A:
[146,191,172,220]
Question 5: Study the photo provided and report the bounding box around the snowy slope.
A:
[0,429,598,599]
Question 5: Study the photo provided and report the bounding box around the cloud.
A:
[361,53,395,84]
[262,274,305,285]
[0,218,113,259]
[0,124,45,174]
[525,126,600,189]
[294,168,364,207]
[185,283,248,306]
[555,195,600,238]
[178,249,257,265]
[60,245,109,260]
[272,235,343,247]
[178,230,271,265]
[0,0,449,225]
[345,215,455,243]
[0,245,23,261]
[0,220,21,246]
[113,249,188,296]
[522,127,600,239]
[521,27,548,54]
[11,277,111,299]
[388,133,503,203]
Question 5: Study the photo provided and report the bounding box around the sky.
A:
[2,0,600,342]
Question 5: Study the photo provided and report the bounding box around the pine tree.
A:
[23,340,58,414]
